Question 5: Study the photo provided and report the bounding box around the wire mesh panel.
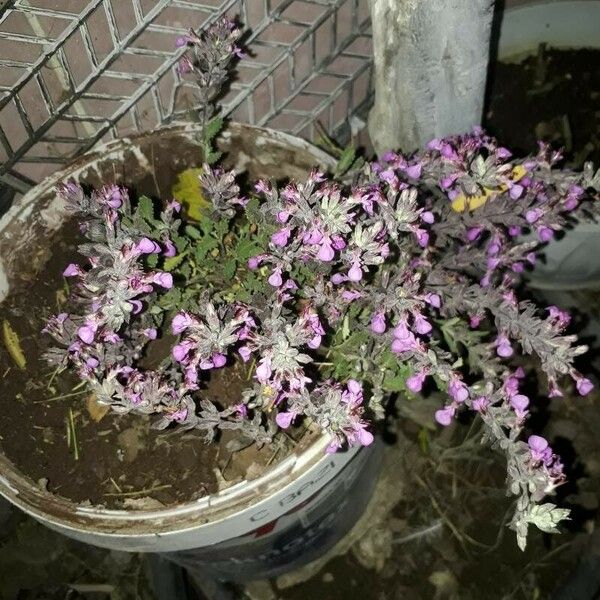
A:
[0,0,373,193]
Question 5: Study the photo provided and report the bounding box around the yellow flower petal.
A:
[451,188,494,213]
[450,165,527,213]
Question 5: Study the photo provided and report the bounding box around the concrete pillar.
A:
[368,0,495,154]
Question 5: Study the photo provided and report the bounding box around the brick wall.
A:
[0,0,373,190]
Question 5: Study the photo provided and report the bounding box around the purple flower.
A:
[487,237,502,256]
[440,173,458,189]
[256,356,272,383]
[276,411,297,429]
[143,328,158,340]
[347,379,362,396]
[153,272,173,289]
[435,406,456,426]
[238,345,252,362]
[172,312,193,334]
[508,225,522,237]
[348,262,363,282]
[466,226,483,242]
[77,324,96,345]
[332,235,346,251]
[509,184,524,200]
[172,343,191,362]
[370,312,387,334]
[510,393,529,413]
[496,335,514,358]
[548,379,563,398]
[317,239,335,262]
[380,169,398,187]
[331,273,347,285]
[136,237,161,254]
[415,229,429,248]
[103,186,123,209]
[448,376,469,403]
[304,228,323,245]
[169,408,188,423]
[163,239,177,257]
[63,263,82,277]
[276,210,290,224]
[166,200,181,214]
[353,426,374,447]
[248,255,262,270]
[472,396,489,412]
[271,227,291,247]
[391,320,419,354]
[405,163,422,179]
[525,208,543,224]
[420,210,434,224]
[413,313,432,335]
[199,358,214,370]
[576,376,594,396]
[424,293,442,309]
[548,306,571,329]
[470,314,482,328]
[528,435,551,463]
[406,370,427,393]
[537,226,555,242]
[212,353,227,368]
[268,268,283,287]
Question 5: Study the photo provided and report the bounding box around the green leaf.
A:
[214,218,229,238]
[206,150,223,165]
[172,234,189,253]
[136,195,155,222]
[146,253,159,268]
[185,225,203,240]
[336,146,356,175]
[204,116,224,143]
[235,239,262,261]
[223,259,237,280]
[194,236,218,262]
[245,197,261,222]
[526,503,570,534]
[164,251,188,272]
[157,287,182,309]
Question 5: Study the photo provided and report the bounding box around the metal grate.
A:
[0,0,373,194]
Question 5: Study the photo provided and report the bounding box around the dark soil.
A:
[0,123,325,509]
[0,221,290,508]
[0,223,217,507]
[485,47,600,167]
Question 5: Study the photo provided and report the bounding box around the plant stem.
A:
[103,484,172,498]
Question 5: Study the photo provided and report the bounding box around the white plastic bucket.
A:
[0,123,381,579]
[497,1,600,291]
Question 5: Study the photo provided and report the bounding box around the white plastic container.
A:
[0,123,381,580]
[498,1,600,291]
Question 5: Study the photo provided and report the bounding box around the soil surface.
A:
[485,47,600,168]
[0,221,210,506]
[0,124,325,508]
[0,219,295,508]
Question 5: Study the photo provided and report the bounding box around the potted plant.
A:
[0,17,599,579]
[0,19,380,581]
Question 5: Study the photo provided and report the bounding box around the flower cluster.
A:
[43,21,600,549]
[176,16,242,142]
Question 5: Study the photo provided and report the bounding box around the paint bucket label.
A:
[163,442,381,581]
